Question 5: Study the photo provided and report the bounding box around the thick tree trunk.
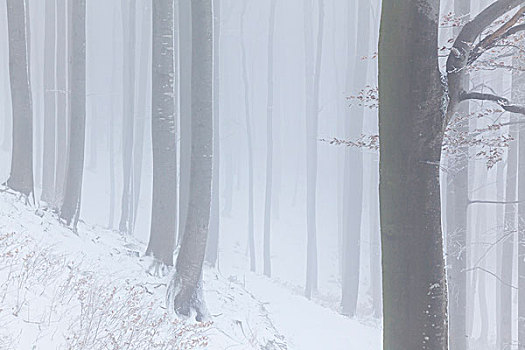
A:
[304,0,324,299]
[6,0,34,197]
[240,0,256,273]
[178,0,192,244]
[379,0,448,348]
[145,0,177,267]
[60,0,86,229]
[341,0,369,316]
[262,0,277,278]
[171,0,213,320]
[205,0,221,267]
[446,2,470,348]
[119,0,136,235]
[41,0,56,205]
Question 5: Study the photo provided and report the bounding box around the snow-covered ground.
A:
[0,191,380,349]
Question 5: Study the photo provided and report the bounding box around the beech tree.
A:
[169,0,213,320]
[145,0,177,267]
[5,0,34,198]
[60,0,87,228]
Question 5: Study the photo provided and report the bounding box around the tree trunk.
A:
[131,0,151,232]
[341,0,369,316]
[240,0,256,273]
[119,0,136,235]
[145,0,177,267]
[500,119,517,350]
[378,0,448,348]
[5,0,34,197]
[262,0,277,278]
[368,153,382,318]
[41,0,56,205]
[446,1,470,348]
[54,0,68,210]
[170,0,213,320]
[304,0,324,299]
[205,0,221,267]
[516,43,525,350]
[60,0,86,229]
[178,0,192,244]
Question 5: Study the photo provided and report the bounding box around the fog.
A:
[0,0,524,349]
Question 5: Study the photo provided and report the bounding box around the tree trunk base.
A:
[168,273,209,322]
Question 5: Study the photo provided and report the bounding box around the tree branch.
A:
[468,7,525,65]
[468,199,521,205]
[460,91,525,114]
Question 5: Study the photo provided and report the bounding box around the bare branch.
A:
[468,7,525,65]
[460,91,525,114]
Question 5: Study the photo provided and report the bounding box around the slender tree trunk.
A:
[41,0,56,205]
[119,0,137,235]
[171,0,213,321]
[131,0,151,232]
[517,44,525,350]
[108,5,119,229]
[60,0,86,229]
[379,0,448,348]
[205,0,221,267]
[145,0,177,267]
[262,0,277,278]
[5,0,34,197]
[178,0,192,244]
[304,0,324,299]
[240,0,256,272]
[341,0,369,316]
[368,153,382,318]
[447,2,470,348]
[54,0,68,210]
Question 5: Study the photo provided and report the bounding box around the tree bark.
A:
[379,0,448,348]
[5,0,34,197]
[171,0,213,320]
[262,0,277,278]
[145,0,177,267]
[60,0,86,229]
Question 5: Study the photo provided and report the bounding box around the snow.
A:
[0,191,380,349]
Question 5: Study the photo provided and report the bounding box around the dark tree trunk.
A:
[304,0,324,299]
[119,0,137,235]
[171,0,213,320]
[341,0,369,316]
[262,0,277,278]
[205,0,221,267]
[378,0,448,348]
[240,0,256,273]
[145,0,177,267]
[446,1,470,348]
[60,0,86,228]
[178,0,192,244]
[41,0,56,205]
[6,0,34,197]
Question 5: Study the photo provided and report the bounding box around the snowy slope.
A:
[0,192,380,349]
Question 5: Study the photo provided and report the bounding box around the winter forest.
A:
[1,0,525,349]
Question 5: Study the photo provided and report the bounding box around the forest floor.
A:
[0,191,380,349]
